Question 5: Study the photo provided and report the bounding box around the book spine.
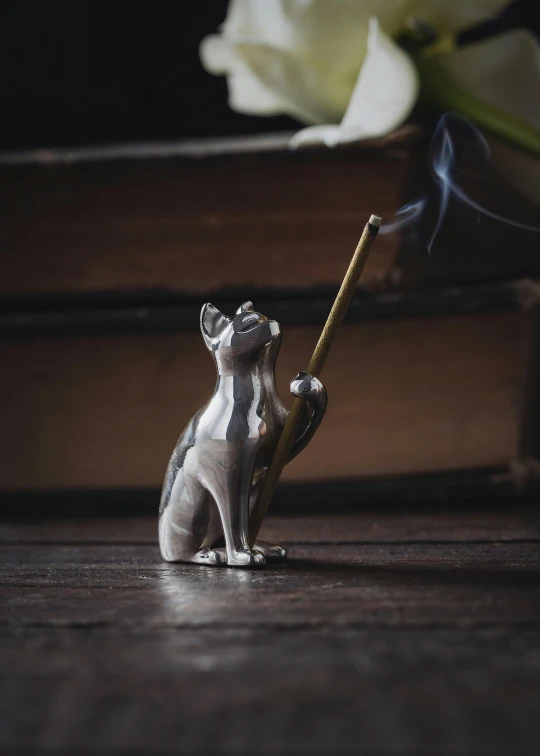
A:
[0,280,525,338]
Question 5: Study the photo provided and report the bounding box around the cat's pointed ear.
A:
[200,303,229,348]
[236,301,254,314]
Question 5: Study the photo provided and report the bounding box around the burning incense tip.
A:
[369,214,382,227]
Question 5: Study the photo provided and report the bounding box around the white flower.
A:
[289,17,418,147]
[441,29,540,131]
[200,0,538,147]
[201,0,421,146]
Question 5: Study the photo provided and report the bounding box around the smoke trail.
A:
[376,197,426,234]
[428,125,453,252]
[380,113,540,250]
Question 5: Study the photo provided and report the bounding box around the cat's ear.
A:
[200,303,229,348]
[236,301,254,314]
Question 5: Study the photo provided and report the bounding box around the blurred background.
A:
[1,0,540,515]
[1,4,299,148]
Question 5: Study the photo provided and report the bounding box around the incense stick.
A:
[248,214,382,545]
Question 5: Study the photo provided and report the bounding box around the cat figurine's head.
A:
[200,301,280,364]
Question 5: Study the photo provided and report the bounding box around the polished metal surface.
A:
[159,301,327,568]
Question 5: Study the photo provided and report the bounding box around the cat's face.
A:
[200,301,280,358]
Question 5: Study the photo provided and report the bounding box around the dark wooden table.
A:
[1,509,540,755]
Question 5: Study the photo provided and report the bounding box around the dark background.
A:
[1,3,300,150]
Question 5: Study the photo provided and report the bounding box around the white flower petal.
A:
[200,35,292,115]
[440,30,540,130]
[200,0,378,124]
[290,18,419,147]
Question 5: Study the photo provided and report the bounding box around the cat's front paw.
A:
[290,371,325,399]
[228,549,266,568]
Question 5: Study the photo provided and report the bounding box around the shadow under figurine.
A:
[159,300,327,568]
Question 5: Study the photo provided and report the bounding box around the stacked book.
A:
[1,131,539,512]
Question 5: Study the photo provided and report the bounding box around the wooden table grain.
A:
[1,510,539,755]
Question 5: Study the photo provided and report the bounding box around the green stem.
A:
[415,56,540,158]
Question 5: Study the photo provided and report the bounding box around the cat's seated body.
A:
[159,301,327,567]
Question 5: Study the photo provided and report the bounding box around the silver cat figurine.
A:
[159,300,327,568]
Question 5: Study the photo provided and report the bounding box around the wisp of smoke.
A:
[379,113,540,251]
